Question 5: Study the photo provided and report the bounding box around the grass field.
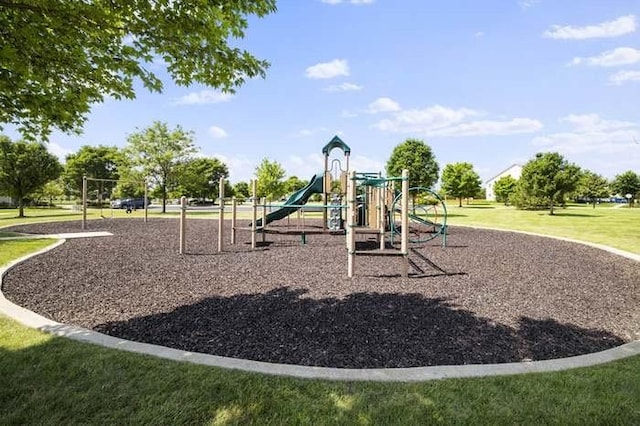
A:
[0,205,638,424]
[445,201,640,254]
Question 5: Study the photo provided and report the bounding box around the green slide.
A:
[254,174,324,227]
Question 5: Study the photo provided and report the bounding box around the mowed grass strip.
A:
[0,315,639,425]
[0,205,638,424]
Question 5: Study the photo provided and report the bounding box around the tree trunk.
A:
[18,200,25,217]
[549,202,555,215]
[458,197,462,207]
[162,182,167,213]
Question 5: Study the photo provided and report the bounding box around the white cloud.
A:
[609,70,640,85]
[373,104,480,132]
[349,155,385,173]
[211,153,256,182]
[172,90,234,105]
[47,142,74,162]
[560,114,635,132]
[367,97,401,113]
[531,113,640,155]
[323,82,363,92]
[570,47,640,67]
[428,118,543,137]
[373,104,542,137]
[474,31,485,38]
[305,59,350,79]
[208,126,228,139]
[544,15,636,40]
[285,154,325,178]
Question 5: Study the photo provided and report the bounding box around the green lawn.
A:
[445,202,640,254]
[0,205,639,424]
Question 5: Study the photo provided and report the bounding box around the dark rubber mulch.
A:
[3,218,638,368]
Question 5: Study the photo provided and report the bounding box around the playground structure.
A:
[81,175,149,230]
[176,136,447,278]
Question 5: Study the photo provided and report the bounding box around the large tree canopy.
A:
[0,0,277,139]
[513,152,580,215]
[440,162,482,207]
[173,157,229,203]
[62,145,123,197]
[493,175,518,205]
[125,121,197,213]
[575,170,610,208]
[254,158,285,201]
[0,135,62,217]
[386,138,439,189]
[611,170,640,205]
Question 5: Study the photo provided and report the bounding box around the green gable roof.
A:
[322,135,351,156]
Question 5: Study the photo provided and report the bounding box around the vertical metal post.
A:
[179,196,187,254]
[323,154,328,230]
[218,177,224,253]
[347,171,357,278]
[82,175,87,229]
[401,169,409,279]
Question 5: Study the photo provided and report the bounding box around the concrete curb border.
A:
[1,232,638,382]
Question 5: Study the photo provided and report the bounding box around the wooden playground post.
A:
[82,175,87,229]
[261,197,267,243]
[218,177,225,253]
[347,171,357,278]
[378,173,385,250]
[143,178,148,223]
[251,180,257,249]
[179,196,187,254]
[400,169,409,279]
[231,197,236,245]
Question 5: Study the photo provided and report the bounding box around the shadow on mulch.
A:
[94,287,624,368]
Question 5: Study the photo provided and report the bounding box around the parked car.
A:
[111,198,149,209]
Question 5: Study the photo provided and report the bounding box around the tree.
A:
[440,162,482,207]
[62,145,123,197]
[576,170,610,208]
[112,167,147,199]
[233,181,250,201]
[493,175,518,205]
[611,170,640,206]
[32,179,65,206]
[1,1,277,140]
[254,158,285,201]
[0,136,62,217]
[512,152,580,215]
[386,139,439,190]
[125,121,197,212]
[173,157,229,202]
[283,176,307,195]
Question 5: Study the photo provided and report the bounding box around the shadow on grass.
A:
[0,212,81,221]
[540,212,602,218]
[553,212,602,217]
[94,287,624,369]
[443,213,468,218]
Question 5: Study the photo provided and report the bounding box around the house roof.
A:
[484,164,522,184]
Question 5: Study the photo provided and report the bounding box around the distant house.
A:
[485,164,523,201]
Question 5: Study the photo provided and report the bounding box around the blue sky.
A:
[7,0,640,184]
